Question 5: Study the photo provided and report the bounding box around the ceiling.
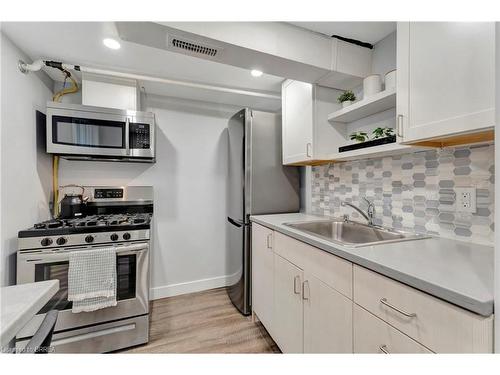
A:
[288,22,396,44]
[2,21,395,109]
[1,22,285,92]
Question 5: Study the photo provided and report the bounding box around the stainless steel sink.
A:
[283,219,428,247]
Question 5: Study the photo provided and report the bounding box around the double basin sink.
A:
[284,219,428,248]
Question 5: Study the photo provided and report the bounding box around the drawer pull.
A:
[302,280,310,301]
[379,345,390,354]
[293,275,301,295]
[380,298,417,318]
[266,233,273,249]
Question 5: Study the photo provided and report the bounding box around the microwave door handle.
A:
[125,117,130,156]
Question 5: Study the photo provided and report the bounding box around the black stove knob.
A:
[110,233,119,241]
[123,232,131,240]
[56,237,67,246]
[40,238,53,247]
[85,235,94,243]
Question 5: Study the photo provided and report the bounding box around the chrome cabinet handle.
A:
[306,143,312,158]
[293,275,301,294]
[302,280,310,300]
[397,115,404,138]
[380,298,417,318]
[266,233,273,249]
[379,345,390,354]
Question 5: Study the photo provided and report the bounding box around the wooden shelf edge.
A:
[282,129,494,167]
[405,129,494,148]
[284,159,333,166]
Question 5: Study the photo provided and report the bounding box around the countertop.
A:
[0,280,59,347]
[250,213,494,317]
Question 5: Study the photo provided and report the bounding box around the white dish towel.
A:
[68,247,117,313]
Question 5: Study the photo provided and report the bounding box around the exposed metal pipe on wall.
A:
[17,59,281,100]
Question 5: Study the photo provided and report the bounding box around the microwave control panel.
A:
[129,123,151,149]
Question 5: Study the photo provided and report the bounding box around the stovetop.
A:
[18,213,152,238]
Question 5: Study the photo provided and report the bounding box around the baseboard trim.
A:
[150,271,241,300]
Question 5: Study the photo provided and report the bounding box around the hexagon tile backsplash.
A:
[311,143,494,245]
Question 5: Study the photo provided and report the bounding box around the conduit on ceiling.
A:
[17,59,281,100]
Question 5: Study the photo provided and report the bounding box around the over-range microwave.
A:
[46,102,156,162]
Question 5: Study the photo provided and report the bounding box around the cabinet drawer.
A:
[274,232,352,298]
[354,304,432,353]
[353,265,493,353]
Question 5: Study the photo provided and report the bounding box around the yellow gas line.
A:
[51,71,79,218]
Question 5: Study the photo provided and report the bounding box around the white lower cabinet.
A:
[273,254,304,353]
[353,304,432,354]
[251,226,493,354]
[303,274,353,353]
[251,224,274,334]
[353,265,493,353]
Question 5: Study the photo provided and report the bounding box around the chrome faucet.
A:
[341,198,375,226]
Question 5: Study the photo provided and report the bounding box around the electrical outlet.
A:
[455,187,476,213]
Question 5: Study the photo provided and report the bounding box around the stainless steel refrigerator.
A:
[226,108,300,315]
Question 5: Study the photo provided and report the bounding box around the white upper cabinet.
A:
[397,22,495,144]
[282,80,314,164]
[282,80,342,165]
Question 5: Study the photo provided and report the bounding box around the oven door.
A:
[16,242,149,339]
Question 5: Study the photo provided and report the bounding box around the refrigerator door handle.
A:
[227,217,245,228]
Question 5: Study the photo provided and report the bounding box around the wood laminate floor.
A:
[121,287,280,353]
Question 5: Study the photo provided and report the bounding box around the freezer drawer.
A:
[16,315,148,353]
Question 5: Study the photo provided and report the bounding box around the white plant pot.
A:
[342,100,353,108]
[384,69,397,91]
[363,74,382,98]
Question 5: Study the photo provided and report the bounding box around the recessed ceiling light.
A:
[251,69,263,77]
[103,38,121,50]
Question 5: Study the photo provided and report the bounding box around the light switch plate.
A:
[455,187,476,213]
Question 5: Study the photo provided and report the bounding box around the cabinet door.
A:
[398,22,495,143]
[282,80,313,164]
[273,254,304,353]
[251,224,274,333]
[303,274,353,353]
[353,304,432,354]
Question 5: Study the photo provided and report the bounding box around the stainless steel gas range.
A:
[16,186,153,353]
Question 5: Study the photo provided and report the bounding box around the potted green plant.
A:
[337,90,356,108]
[372,127,395,139]
[349,131,369,143]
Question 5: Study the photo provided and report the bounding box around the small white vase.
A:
[363,74,382,98]
[342,100,353,108]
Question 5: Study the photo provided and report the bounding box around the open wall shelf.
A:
[328,88,396,124]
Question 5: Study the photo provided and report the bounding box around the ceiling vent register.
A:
[170,37,218,57]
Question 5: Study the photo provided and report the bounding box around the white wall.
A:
[371,31,396,78]
[58,95,240,299]
[0,32,53,286]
